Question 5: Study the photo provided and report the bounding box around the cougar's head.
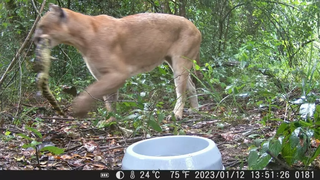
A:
[34,3,68,48]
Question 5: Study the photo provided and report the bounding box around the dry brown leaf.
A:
[60,154,72,160]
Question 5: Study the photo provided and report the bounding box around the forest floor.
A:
[0,102,312,170]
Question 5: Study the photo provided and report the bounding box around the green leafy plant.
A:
[248,117,320,170]
[248,37,320,170]
[1,130,15,142]
[123,93,164,135]
[17,125,64,166]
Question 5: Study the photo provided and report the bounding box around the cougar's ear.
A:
[49,3,66,20]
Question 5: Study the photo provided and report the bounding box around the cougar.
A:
[33,4,202,120]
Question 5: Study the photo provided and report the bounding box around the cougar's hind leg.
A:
[187,51,200,111]
[167,55,194,120]
[187,75,199,111]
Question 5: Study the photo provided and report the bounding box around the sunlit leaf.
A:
[255,153,272,170]
[16,133,32,141]
[148,119,162,132]
[269,139,282,157]
[276,123,289,136]
[25,126,42,138]
[40,146,65,155]
[248,150,259,169]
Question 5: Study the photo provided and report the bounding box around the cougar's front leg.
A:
[73,73,127,118]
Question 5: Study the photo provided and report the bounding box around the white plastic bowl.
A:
[122,135,224,170]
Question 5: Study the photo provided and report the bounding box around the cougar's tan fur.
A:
[34,4,201,120]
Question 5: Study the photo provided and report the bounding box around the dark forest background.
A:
[1,0,320,170]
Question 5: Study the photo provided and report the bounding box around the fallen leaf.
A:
[60,154,72,160]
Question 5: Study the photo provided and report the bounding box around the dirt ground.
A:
[1,103,314,170]
[0,105,276,171]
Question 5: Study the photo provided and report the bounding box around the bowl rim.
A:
[125,135,218,160]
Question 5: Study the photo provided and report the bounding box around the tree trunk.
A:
[178,0,186,17]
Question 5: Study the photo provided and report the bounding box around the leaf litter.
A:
[0,104,319,170]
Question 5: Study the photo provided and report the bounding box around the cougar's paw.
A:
[72,95,93,118]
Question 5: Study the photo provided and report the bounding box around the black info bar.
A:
[0,170,317,180]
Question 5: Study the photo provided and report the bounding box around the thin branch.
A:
[0,41,35,99]
[221,3,248,24]
[146,0,160,13]
[263,0,296,9]
[15,53,23,117]
[0,0,46,88]
[31,0,40,15]
[221,1,295,34]
[290,39,316,60]
[40,116,75,121]
[266,150,295,170]
[58,46,72,62]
